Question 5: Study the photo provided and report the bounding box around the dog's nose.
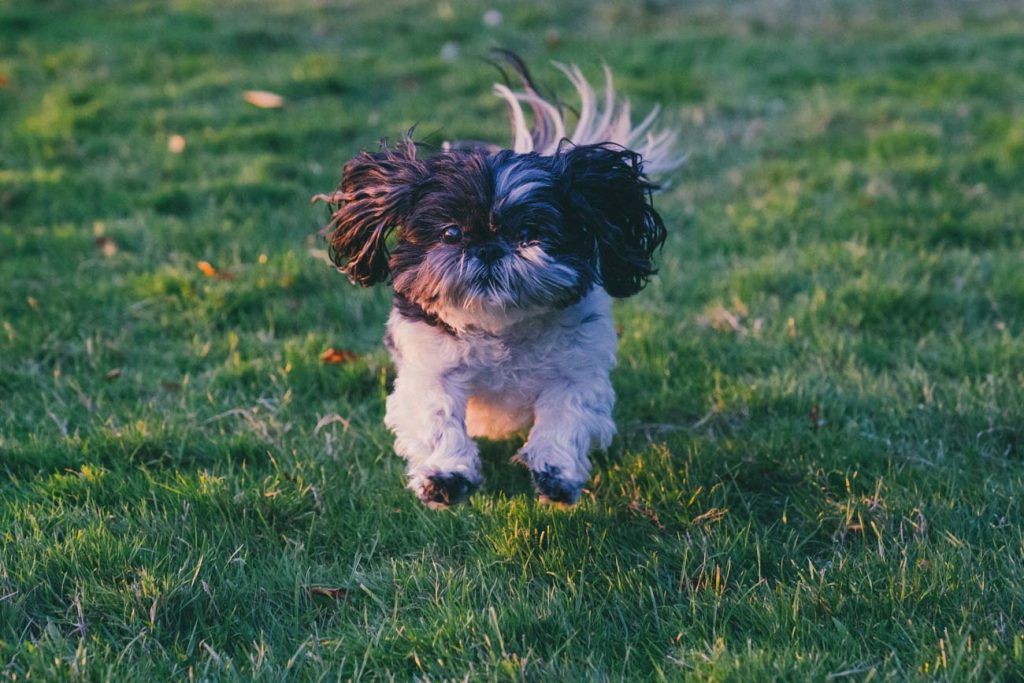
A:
[473,242,505,265]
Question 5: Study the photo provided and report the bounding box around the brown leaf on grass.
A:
[105,368,122,381]
[95,236,117,257]
[168,134,186,154]
[197,260,235,280]
[308,586,350,600]
[243,90,285,108]
[0,74,8,88]
[320,347,359,365]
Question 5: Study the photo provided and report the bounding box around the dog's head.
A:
[316,136,666,322]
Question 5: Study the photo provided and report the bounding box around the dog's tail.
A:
[489,50,683,178]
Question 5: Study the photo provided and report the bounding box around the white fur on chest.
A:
[386,289,617,439]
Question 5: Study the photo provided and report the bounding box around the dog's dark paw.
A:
[417,472,477,509]
[530,466,582,506]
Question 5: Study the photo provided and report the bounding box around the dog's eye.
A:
[517,227,537,245]
[441,225,463,244]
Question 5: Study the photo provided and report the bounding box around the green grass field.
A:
[2,0,1024,679]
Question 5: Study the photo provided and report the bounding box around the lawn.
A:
[2,0,1023,679]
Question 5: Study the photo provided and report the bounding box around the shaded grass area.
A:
[2,0,1023,679]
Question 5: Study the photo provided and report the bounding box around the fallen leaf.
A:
[26,296,39,311]
[168,134,186,153]
[320,347,359,364]
[197,260,235,280]
[106,368,122,381]
[243,90,284,108]
[0,73,8,88]
[95,236,117,257]
[309,586,350,600]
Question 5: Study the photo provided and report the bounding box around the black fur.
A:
[530,465,581,504]
[320,136,426,286]
[554,143,667,297]
[392,292,457,336]
[319,137,666,310]
[420,472,476,507]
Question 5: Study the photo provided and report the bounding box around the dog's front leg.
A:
[518,375,616,505]
[385,368,481,508]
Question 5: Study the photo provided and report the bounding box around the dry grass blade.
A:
[308,586,350,600]
[628,499,666,529]
[314,413,351,434]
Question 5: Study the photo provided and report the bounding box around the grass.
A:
[2,0,1023,679]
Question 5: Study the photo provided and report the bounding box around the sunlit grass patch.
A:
[2,0,1024,679]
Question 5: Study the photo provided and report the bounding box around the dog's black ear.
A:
[558,144,667,298]
[315,136,426,287]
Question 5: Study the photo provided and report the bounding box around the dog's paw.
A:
[416,472,478,509]
[530,465,582,506]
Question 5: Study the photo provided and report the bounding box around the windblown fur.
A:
[314,57,679,507]
[489,56,682,177]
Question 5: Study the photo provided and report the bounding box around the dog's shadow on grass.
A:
[475,437,536,499]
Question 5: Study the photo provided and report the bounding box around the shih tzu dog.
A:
[314,55,680,508]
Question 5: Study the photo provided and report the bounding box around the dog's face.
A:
[319,137,666,322]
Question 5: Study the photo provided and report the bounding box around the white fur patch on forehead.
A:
[493,157,552,207]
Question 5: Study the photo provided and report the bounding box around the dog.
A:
[314,55,680,507]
